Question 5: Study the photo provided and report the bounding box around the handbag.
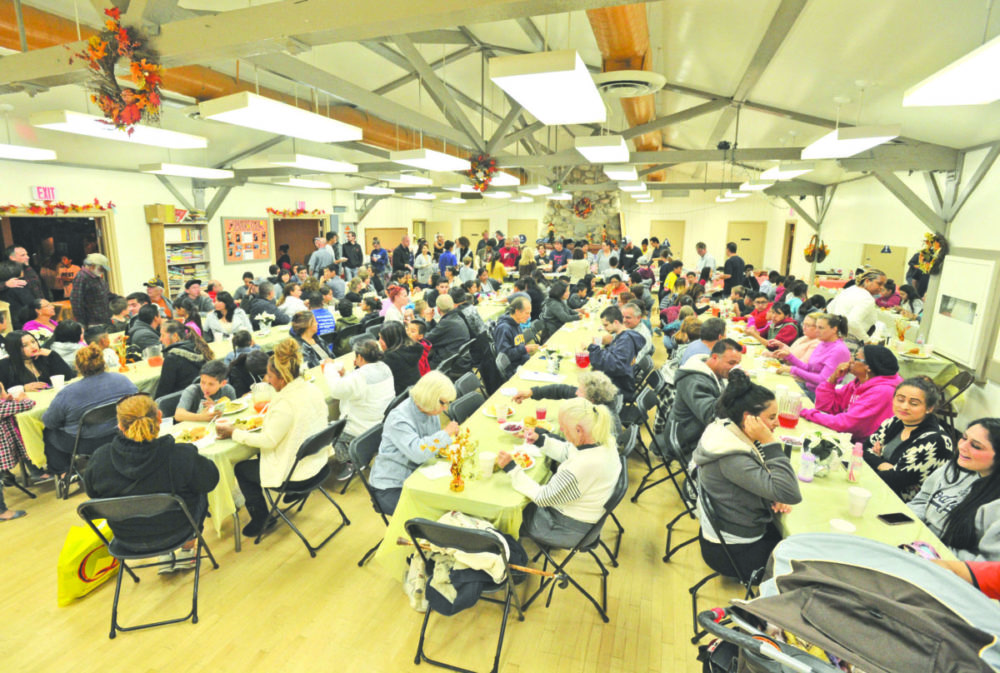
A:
[56,519,119,607]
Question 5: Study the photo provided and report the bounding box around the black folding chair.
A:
[633,354,654,387]
[433,352,460,378]
[495,351,513,380]
[332,323,365,356]
[155,391,184,419]
[384,386,412,419]
[450,339,475,380]
[454,371,484,398]
[447,391,485,425]
[936,370,975,440]
[599,426,639,567]
[348,424,387,566]
[365,324,382,341]
[522,455,629,623]
[77,494,219,639]
[58,400,120,500]
[405,518,524,673]
[618,385,660,470]
[661,437,700,563]
[254,419,351,557]
[689,489,762,643]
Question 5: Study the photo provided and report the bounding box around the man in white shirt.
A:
[695,242,716,277]
[827,269,887,341]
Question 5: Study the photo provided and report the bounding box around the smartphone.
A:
[877,512,914,526]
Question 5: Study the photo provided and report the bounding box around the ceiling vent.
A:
[593,71,666,98]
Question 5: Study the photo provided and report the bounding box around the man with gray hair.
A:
[512,370,624,444]
[694,242,716,277]
[70,252,112,327]
[492,295,540,368]
[308,236,334,276]
[324,338,395,480]
[622,301,653,360]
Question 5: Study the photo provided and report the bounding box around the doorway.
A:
[273,218,322,269]
[412,220,427,243]
[861,244,909,283]
[726,220,767,270]
[649,220,685,258]
[779,220,796,276]
[461,219,491,244]
[365,227,407,255]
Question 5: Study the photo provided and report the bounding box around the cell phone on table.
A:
[877,512,914,525]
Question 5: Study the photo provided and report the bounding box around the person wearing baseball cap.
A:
[71,253,112,327]
[143,277,173,319]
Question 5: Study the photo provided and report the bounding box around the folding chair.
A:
[495,351,513,380]
[77,494,219,639]
[4,457,37,500]
[661,436,699,563]
[522,455,629,623]
[451,339,474,380]
[618,386,660,470]
[936,370,975,440]
[254,419,351,557]
[454,371,484,398]
[348,424,387,566]
[365,324,382,341]
[349,333,371,348]
[434,352,460,378]
[447,391,485,425]
[689,489,762,643]
[332,323,365,356]
[155,391,184,419]
[405,518,524,673]
[633,354,654,388]
[384,386,412,419]
[57,400,120,500]
[598,426,638,567]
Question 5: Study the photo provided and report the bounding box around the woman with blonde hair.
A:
[497,397,622,547]
[368,370,459,514]
[216,339,329,536]
[518,245,537,277]
[83,393,219,565]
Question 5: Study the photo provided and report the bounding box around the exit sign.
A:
[31,186,57,201]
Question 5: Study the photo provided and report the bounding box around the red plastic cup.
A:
[536,406,547,421]
[778,413,800,429]
[575,352,590,368]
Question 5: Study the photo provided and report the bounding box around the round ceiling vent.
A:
[593,70,667,98]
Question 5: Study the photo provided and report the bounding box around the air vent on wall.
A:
[593,71,667,98]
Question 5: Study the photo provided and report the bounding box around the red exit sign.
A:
[31,186,57,201]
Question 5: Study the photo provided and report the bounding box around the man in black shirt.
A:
[341,231,363,281]
[619,238,642,272]
[392,235,413,275]
[720,242,745,295]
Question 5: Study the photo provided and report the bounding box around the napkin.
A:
[419,462,452,480]
[519,370,566,383]
[193,435,216,450]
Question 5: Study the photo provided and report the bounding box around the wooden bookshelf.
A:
[147,206,212,297]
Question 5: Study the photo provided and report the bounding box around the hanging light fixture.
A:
[0,143,56,161]
[904,32,1000,106]
[760,162,815,180]
[390,148,470,172]
[140,163,234,179]
[199,92,362,143]
[546,192,572,201]
[739,178,774,191]
[801,125,900,159]
[490,171,522,187]
[443,184,477,193]
[604,165,638,181]
[441,197,466,204]
[272,177,331,189]
[32,110,207,148]
[378,172,433,186]
[269,154,358,173]
[520,184,553,196]
[574,135,629,163]
[511,195,534,203]
[619,181,647,192]
[490,50,606,125]
[404,191,436,200]
[482,191,513,199]
[353,185,395,195]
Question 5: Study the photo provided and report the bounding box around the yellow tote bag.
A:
[56,519,119,607]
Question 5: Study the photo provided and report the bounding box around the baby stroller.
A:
[697,533,1000,673]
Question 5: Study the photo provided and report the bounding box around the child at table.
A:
[0,383,48,488]
[174,359,236,423]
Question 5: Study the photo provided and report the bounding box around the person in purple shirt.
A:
[770,313,851,398]
[549,238,571,272]
[437,240,458,275]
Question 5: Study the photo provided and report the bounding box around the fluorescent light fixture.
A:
[199,92,361,143]
[404,191,436,200]
[724,191,751,199]
[739,179,774,191]
[490,171,521,187]
[604,164,638,181]
[574,135,629,163]
[272,177,331,189]
[441,197,466,204]
[635,197,654,203]
[354,185,395,195]
[140,163,234,179]
[482,191,513,199]
[520,183,552,196]
[379,172,433,186]
[31,110,207,148]
[715,195,735,203]
[619,181,647,192]
[490,49,607,125]
[800,125,900,160]
[0,143,56,161]
[443,184,477,193]
[547,192,572,201]
[904,33,1000,106]
[269,153,357,173]
[759,162,815,180]
[511,196,533,203]
[390,149,470,172]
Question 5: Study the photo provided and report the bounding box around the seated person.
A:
[45,320,85,373]
[223,329,260,366]
[85,325,121,372]
[497,398,621,548]
[42,344,137,479]
[289,310,332,370]
[83,394,219,565]
[380,321,424,396]
[770,313,851,397]
[567,281,589,310]
[863,377,953,502]
[784,313,820,364]
[368,371,459,515]
[333,299,360,356]
[174,359,237,423]
[359,296,382,327]
[585,306,645,402]
[744,302,800,347]
[875,279,901,308]
[406,319,432,376]
[127,304,162,355]
[800,345,902,444]
[0,385,47,487]
[323,338,394,481]
[426,295,472,371]
[0,330,74,392]
[228,349,269,398]
[933,559,1000,599]
[693,369,802,579]
[153,322,214,400]
[732,292,771,330]
[492,297,539,368]
[512,370,623,445]
[909,419,1000,561]
[204,291,253,340]
[680,317,726,365]
[538,281,581,340]
[108,297,130,333]
[244,281,291,331]
[304,292,336,340]
[216,340,328,536]
[21,298,59,335]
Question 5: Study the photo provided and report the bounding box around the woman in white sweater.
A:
[278,282,308,320]
[217,339,328,537]
[497,397,621,548]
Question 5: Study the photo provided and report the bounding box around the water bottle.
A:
[847,442,864,482]
[798,450,816,483]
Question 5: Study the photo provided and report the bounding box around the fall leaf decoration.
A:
[917,232,947,275]
[467,154,497,192]
[265,207,327,217]
[804,234,829,263]
[573,197,594,219]
[72,7,163,134]
[0,199,115,215]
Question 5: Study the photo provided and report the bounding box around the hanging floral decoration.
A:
[573,197,594,219]
[266,207,327,217]
[917,232,948,275]
[804,234,829,263]
[0,199,115,215]
[71,7,163,134]
[467,154,497,192]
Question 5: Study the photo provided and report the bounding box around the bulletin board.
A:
[222,216,272,264]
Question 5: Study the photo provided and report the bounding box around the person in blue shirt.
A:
[437,240,458,275]
[305,292,336,338]
[369,238,390,280]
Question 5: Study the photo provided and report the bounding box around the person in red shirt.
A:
[499,242,520,269]
[744,302,800,347]
[933,559,1000,599]
[406,319,432,375]
[733,292,771,330]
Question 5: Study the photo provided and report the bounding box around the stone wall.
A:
[542,166,623,243]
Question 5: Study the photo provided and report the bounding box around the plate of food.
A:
[175,427,209,443]
[779,435,803,448]
[483,405,515,418]
[900,348,930,359]
[522,417,551,432]
[234,416,264,432]
[501,421,524,435]
[511,451,534,469]
[218,398,249,415]
[763,359,782,369]
[739,337,759,346]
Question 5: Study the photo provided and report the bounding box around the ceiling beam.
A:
[764,180,828,197]
[873,169,946,236]
[947,142,1000,222]
[385,29,471,44]
[496,146,805,168]
[782,196,818,229]
[486,101,524,154]
[515,17,545,51]
[370,44,478,96]
[620,98,731,141]
[204,185,233,221]
[154,175,195,212]
[213,136,287,169]
[837,142,961,173]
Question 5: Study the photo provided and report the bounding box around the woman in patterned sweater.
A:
[863,376,953,502]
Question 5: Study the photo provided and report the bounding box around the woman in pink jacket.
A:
[800,344,902,443]
[771,313,851,398]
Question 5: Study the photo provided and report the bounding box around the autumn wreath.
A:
[467,154,497,192]
[917,232,948,275]
[573,197,594,219]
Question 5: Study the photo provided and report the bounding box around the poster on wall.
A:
[222,216,271,264]
[928,255,998,368]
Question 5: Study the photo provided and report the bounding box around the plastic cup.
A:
[50,374,65,389]
[829,518,857,533]
[847,486,872,517]
[495,405,508,423]
[8,385,24,396]
[924,343,934,356]
[478,451,496,479]
[536,406,547,421]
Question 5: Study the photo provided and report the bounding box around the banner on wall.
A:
[222,216,271,264]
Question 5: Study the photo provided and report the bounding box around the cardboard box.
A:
[144,204,176,223]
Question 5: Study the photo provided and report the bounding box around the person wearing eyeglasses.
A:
[368,371,458,515]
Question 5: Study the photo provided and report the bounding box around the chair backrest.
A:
[348,423,384,474]
[495,351,513,379]
[365,324,382,340]
[77,494,197,552]
[634,354,654,382]
[448,391,485,425]
[349,333,371,348]
[296,419,347,462]
[155,391,184,419]
[80,399,121,428]
[635,386,659,415]
[939,370,975,408]
[454,371,481,398]
[619,425,639,457]
[456,338,473,361]
[698,487,754,586]
[336,323,365,341]
[384,386,412,418]
[578,456,629,549]
[645,369,665,394]
[405,517,509,562]
[434,352,459,376]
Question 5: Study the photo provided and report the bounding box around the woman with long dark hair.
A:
[898,284,924,320]
[0,330,74,391]
[379,320,423,395]
[909,418,1000,560]
[44,320,85,373]
[153,321,214,399]
[205,290,252,340]
[173,297,204,337]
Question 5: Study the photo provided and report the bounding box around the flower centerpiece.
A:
[804,235,829,263]
[467,154,497,192]
[257,312,275,335]
[917,233,948,275]
[424,428,479,492]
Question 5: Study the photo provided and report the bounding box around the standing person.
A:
[584,306,645,402]
[54,256,80,300]
[432,233,446,261]
[437,240,458,276]
[719,242,746,296]
[414,242,434,287]
[475,230,490,261]
[826,269,887,341]
[499,240,521,269]
[328,232,346,275]
[308,237,333,277]
[341,230,364,281]
[369,238,390,285]
[143,278,174,319]
[70,253,112,327]
[905,251,929,298]
[549,238,571,273]
[618,238,642,273]
[771,313,851,397]
[392,235,414,276]
[456,236,472,264]
[7,246,48,301]
[694,242,716,279]
[276,244,292,271]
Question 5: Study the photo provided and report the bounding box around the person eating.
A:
[744,302,800,347]
[511,370,624,444]
[174,359,236,423]
[770,313,851,398]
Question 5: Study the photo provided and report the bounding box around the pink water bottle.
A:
[798,450,815,483]
[847,443,863,482]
